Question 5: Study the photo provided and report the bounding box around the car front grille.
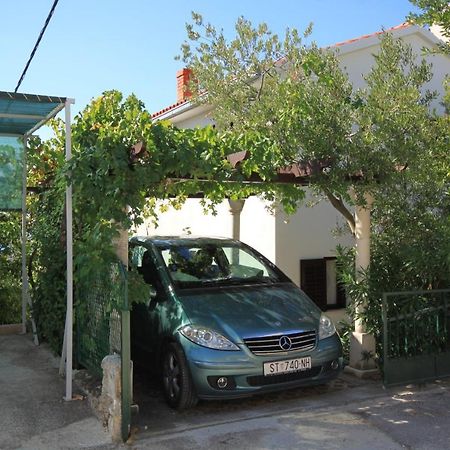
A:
[247,366,321,386]
[243,330,316,355]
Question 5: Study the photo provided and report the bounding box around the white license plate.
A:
[263,356,312,376]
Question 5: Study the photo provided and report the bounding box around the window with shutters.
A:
[300,258,346,311]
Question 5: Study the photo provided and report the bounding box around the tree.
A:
[180,14,441,235]
[180,14,449,368]
[409,0,450,54]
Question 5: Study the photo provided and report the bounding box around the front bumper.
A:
[180,333,343,399]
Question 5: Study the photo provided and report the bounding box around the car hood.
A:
[176,283,321,342]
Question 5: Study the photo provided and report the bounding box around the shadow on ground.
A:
[130,364,372,440]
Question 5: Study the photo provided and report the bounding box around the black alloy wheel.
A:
[162,342,198,410]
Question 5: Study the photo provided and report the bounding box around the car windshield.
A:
[156,241,283,289]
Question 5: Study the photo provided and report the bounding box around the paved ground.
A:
[128,367,450,450]
[1,333,450,450]
[0,334,112,450]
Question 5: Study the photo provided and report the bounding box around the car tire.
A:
[162,342,198,410]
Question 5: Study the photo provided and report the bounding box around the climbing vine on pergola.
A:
[32,91,305,289]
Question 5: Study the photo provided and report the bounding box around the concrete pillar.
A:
[228,199,245,265]
[348,193,378,375]
[228,199,245,240]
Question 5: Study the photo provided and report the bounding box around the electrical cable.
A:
[14,0,60,93]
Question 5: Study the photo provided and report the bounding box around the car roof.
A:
[130,235,240,248]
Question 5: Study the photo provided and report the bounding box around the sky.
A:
[0,0,421,121]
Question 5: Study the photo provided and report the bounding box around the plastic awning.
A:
[0,91,66,136]
[0,89,75,401]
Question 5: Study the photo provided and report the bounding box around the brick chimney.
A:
[176,68,193,102]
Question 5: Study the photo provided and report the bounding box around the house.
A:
[137,23,449,313]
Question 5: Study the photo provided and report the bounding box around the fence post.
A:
[121,265,131,442]
[113,218,131,442]
[382,293,388,381]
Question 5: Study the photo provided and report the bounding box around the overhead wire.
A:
[14,0,60,93]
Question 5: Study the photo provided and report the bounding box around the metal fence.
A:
[382,289,450,387]
[76,261,131,441]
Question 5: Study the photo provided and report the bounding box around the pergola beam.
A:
[25,103,66,137]
[0,113,46,120]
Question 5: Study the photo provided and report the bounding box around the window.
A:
[300,258,345,311]
[156,242,283,289]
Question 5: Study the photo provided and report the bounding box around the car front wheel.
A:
[162,342,198,410]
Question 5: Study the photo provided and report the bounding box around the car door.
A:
[130,244,167,364]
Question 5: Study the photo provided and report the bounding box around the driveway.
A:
[2,333,449,450]
[0,334,112,450]
[129,366,450,450]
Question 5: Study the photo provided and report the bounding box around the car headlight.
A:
[319,314,336,340]
[179,325,239,351]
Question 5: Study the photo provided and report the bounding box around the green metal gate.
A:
[382,289,450,387]
[77,261,131,442]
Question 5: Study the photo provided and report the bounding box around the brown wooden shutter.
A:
[335,257,347,308]
[300,259,327,311]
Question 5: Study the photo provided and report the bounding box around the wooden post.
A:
[112,213,131,442]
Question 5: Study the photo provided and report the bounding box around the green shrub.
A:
[0,212,22,325]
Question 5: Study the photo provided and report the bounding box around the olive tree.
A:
[179,14,449,368]
[180,14,438,234]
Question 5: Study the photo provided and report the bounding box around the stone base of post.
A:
[100,355,122,442]
[345,331,379,378]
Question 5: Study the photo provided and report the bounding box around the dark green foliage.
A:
[32,246,66,352]
[0,212,22,324]
[337,320,353,364]
[29,184,67,352]
[337,173,450,361]
[23,131,67,352]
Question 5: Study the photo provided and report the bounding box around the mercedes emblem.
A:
[279,335,292,351]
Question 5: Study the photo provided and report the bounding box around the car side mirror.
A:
[146,285,158,309]
[149,285,157,299]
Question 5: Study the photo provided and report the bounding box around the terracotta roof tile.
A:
[332,22,411,48]
[151,98,189,119]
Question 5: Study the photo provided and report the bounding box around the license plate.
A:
[263,356,312,376]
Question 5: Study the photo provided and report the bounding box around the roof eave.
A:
[152,100,195,122]
[334,24,444,56]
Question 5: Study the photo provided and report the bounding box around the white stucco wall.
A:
[274,190,354,286]
[135,199,232,238]
[239,197,276,262]
[174,114,214,129]
[135,196,277,263]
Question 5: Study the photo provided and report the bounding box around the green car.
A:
[129,236,343,409]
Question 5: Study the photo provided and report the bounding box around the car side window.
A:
[222,247,271,278]
[131,245,165,300]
